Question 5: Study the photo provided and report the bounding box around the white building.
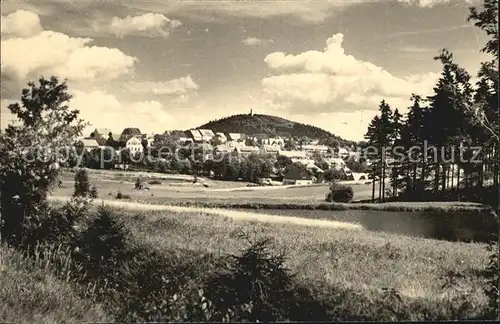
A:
[338,147,349,159]
[266,137,285,147]
[227,133,245,142]
[283,165,313,185]
[187,129,203,142]
[238,146,260,156]
[123,136,143,154]
[263,144,281,154]
[303,144,329,154]
[199,129,215,142]
[80,138,101,151]
[217,141,241,153]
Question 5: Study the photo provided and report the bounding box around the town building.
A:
[80,138,101,151]
[186,129,203,142]
[338,147,349,159]
[238,145,260,156]
[198,129,215,142]
[120,128,142,141]
[302,144,329,155]
[118,136,143,154]
[227,133,246,142]
[283,165,313,185]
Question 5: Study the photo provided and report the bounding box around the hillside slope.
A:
[197,114,354,145]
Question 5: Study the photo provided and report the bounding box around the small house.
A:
[283,165,313,185]
[187,129,203,142]
[227,133,246,142]
[198,129,215,142]
[80,138,101,151]
[118,136,143,154]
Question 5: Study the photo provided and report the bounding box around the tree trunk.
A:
[381,160,386,201]
[434,163,440,193]
[371,165,376,203]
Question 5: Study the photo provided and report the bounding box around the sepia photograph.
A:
[0,0,498,322]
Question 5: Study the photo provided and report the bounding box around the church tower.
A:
[249,108,253,116]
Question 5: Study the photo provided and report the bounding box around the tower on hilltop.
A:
[249,108,253,116]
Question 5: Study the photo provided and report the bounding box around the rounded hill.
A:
[197,114,354,145]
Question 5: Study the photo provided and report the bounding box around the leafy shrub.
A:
[74,169,91,197]
[323,169,345,182]
[326,183,354,203]
[115,191,131,200]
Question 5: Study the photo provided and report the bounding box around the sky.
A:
[0,0,491,141]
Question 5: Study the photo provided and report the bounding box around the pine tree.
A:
[74,168,91,197]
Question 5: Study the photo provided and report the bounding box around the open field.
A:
[57,170,375,203]
[121,207,489,301]
[43,198,492,320]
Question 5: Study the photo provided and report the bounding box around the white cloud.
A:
[125,76,199,96]
[242,37,274,46]
[103,13,182,38]
[70,90,177,134]
[0,10,42,37]
[262,33,439,114]
[1,28,137,82]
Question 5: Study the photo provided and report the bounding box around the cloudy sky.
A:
[0,0,490,141]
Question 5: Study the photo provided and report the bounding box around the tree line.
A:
[364,0,498,204]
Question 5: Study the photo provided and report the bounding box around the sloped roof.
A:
[198,129,215,137]
[95,128,112,135]
[283,165,312,181]
[187,129,203,139]
[118,134,142,143]
[227,133,246,141]
[279,150,307,159]
[81,138,100,147]
[121,128,142,136]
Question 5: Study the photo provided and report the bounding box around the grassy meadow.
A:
[1,168,496,321]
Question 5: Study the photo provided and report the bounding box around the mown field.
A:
[55,169,374,203]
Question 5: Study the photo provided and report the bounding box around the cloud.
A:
[242,37,274,46]
[70,90,177,134]
[100,13,182,38]
[0,10,42,37]
[262,33,440,114]
[125,76,199,97]
[1,11,137,86]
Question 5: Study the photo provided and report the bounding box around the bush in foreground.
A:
[326,183,354,203]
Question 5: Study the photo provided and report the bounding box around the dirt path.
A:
[48,196,363,231]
